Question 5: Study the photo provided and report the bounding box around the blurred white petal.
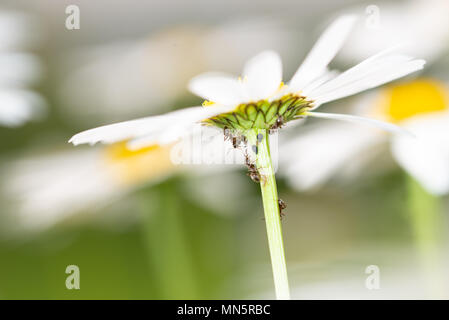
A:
[279,123,383,190]
[340,0,449,62]
[309,57,425,106]
[2,149,120,231]
[289,15,357,91]
[308,46,410,98]
[69,105,232,146]
[0,10,40,51]
[0,10,45,128]
[188,72,246,105]
[306,111,413,136]
[59,20,295,121]
[242,50,282,101]
[391,112,449,195]
[301,69,339,97]
[0,89,46,127]
[0,53,43,86]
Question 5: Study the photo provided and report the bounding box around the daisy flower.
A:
[0,10,46,127]
[3,143,176,232]
[70,15,424,149]
[280,78,449,195]
[279,78,449,298]
[340,0,449,62]
[69,15,425,300]
[4,132,243,233]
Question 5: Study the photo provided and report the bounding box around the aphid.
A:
[233,136,246,148]
[224,127,247,149]
[278,198,287,219]
[251,145,258,154]
[223,126,232,141]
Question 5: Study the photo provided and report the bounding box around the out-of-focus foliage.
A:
[0,0,448,299]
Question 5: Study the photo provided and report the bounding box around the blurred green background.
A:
[0,0,448,299]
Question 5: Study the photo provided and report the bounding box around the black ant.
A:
[245,154,261,183]
[269,115,285,133]
[278,198,287,219]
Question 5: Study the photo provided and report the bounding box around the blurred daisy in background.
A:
[280,78,449,196]
[340,0,449,63]
[279,78,449,297]
[1,129,245,233]
[58,18,293,123]
[2,143,175,232]
[0,9,46,127]
[277,0,449,192]
[279,0,449,195]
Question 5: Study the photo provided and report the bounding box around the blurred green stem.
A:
[407,175,445,298]
[249,129,290,300]
[141,181,199,299]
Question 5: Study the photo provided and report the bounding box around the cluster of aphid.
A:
[223,124,287,219]
[223,126,247,149]
[223,126,261,183]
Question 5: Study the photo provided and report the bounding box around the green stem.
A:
[141,181,199,299]
[406,175,445,298]
[248,129,290,300]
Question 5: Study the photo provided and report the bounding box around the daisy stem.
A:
[407,175,445,298]
[249,129,290,300]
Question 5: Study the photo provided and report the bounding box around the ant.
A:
[278,198,287,219]
[269,115,285,133]
[245,154,261,183]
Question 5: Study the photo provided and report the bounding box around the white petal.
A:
[0,89,46,127]
[339,0,449,62]
[301,69,339,96]
[279,123,382,191]
[307,44,425,106]
[127,122,195,149]
[289,15,358,91]
[2,149,119,230]
[308,45,407,97]
[391,112,449,195]
[306,111,413,137]
[242,50,282,101]
[69,105,232,146]
[310,58,425,106]
[188,72,245,105]
[0,53,43,86]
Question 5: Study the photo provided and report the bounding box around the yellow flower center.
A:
[202,100,215,107]
[379,79,448,123]
[103,141,175,185]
